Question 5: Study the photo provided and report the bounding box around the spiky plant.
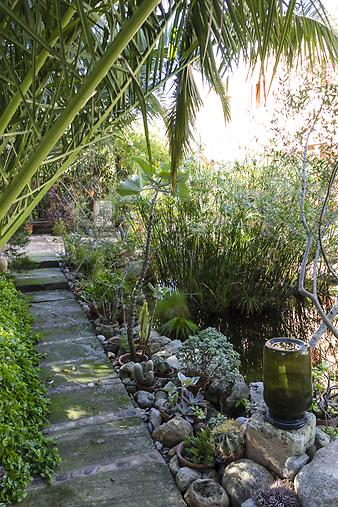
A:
[253,480,301,507]
[211,419,245,461]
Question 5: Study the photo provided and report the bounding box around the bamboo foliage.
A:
[0,0,337,247]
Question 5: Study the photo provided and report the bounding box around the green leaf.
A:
[117,177,142,196]
[134,157,156,178]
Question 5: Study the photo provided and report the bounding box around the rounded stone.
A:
[152,416,192,448]
[169,455,181,475]
[185,479,229,507]
[176,467,201,492]
[295,440,338,507]
[222,459,274,507]
[135,390,155,409]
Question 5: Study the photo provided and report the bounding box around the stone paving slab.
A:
[52,417,153,474]
[48,380,132,424]
[15,268,68,291]
[40,360,117,390]
[37,322,94,344]
[37,338,102,364]
[16,461,185,507]
[25,289,75,303]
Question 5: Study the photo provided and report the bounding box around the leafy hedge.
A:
[0,274,59,504]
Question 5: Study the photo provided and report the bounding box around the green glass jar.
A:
[263,337,312,429]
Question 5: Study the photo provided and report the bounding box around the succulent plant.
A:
[133,360,155,386]
[253,480,301,507]
[138,301,150,346]
[211,419,245,461]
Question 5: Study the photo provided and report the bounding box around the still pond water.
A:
[202,307,334,383]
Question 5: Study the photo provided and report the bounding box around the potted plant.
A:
[263,337,312,429]
[132,360,156,392]
[178,327,241,391]
[118,335,148,365]
[211,419,245,466]
[177,429,214,471]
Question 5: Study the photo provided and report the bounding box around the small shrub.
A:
[178,327,240,384]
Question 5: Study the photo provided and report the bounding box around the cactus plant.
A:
[133,360,155,387]
[211,419,245,462]
[138,301,150,346]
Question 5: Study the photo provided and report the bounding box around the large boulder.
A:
[222,459,274,507]
[152,416,192,447]
[185,479,229,507]
[294,440,338,506]
[245,411,316,476]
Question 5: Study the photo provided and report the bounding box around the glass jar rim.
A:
[265,337,308,352]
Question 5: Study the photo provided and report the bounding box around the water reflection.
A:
[200,306,334,382]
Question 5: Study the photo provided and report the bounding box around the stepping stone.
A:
[48,379,131,424]
[40,359,115,390]
[15,268,68,292]
[37,322,94,344]
[37,338,102,364]
[15,461,186,507]
[25,290,75,303]
[52,417,154,474]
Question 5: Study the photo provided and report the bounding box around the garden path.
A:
[14,235,184,507]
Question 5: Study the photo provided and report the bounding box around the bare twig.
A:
[298,129,338,346]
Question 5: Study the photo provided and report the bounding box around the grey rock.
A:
[152,416,192,447]
[283,453,310,480]
[249,382,266,414]
[154,398,168,410]
[155,441,163,451]
[306,444,317,459]
[202,469,220,482]
[245,411,316,476]
[97,334,106,343]
[147,422,154,433]
[118,361,135,379]
[169,455,181,475]
[295,440,338,506]
[149,408,162,429]
[166,355,180,370]
[148,336,171,354]
[185,479,229,507]
[135,390,155,409]
[236,417,249,426]
[241,499,257,507]
[205,378,232,406]
[81,303,91,313]
[222,459,274,507]
[176,467,202,492]
[315,426,330,448]
[168,445,178,458]
[155,390,168,401]
[221,374,250,415]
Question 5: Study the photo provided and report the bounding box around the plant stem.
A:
[127,190,158,361]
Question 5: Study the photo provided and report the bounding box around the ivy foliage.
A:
[0,274,60,505]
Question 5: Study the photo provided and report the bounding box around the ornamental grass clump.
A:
[0,274,60,504]
[178,327,240,384]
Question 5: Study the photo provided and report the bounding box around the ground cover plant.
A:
[0,275,59,504]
